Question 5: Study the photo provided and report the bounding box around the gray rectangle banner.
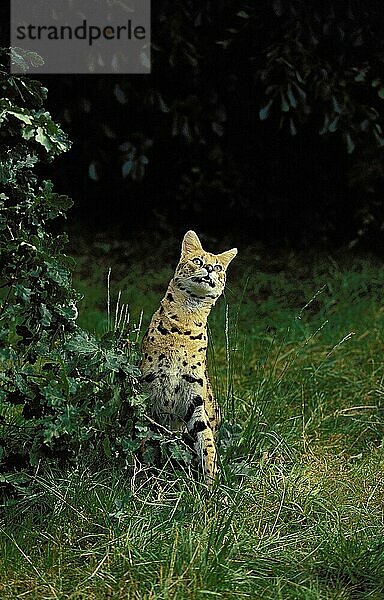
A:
[11,0,151,74]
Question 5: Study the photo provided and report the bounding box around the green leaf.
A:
[332,96,342,114]
[66,330,100,355]
[140,52,151,70]
[15,373,32,396]
[328,117,339,132]
[8,109,32,124]
[259,100,273,121]
[373,130,384,146]
[122,159,133,178]
[346,133,355,154]
[89,162,99,181]
[216,40,232,49]
[14,284,32,303]
[121,437,140,453]
[281,94,289,112]
[45,260,70,286]
[104,351,126,372]
[354,70,366,82]
[42,381,64,406]
[287,85,297,108]
[27,51,44,67]
[40,304,52,326]
[35,127,52,151]
[21,125,35,141]
[56,305,78,321]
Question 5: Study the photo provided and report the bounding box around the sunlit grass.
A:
[1,241,384,599]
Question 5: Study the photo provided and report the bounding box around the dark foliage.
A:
[30,0,384,245]
[0,51,145,493]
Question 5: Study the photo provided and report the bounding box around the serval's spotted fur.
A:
[140,231,237,484]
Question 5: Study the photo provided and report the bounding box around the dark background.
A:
[4,0,384,248]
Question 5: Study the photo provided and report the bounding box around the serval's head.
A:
[174,230,237,300]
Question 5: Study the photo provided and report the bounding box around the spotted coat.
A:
[140,230,237,485]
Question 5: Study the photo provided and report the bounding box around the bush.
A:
[40,1,384,242]
[0,49,144,493]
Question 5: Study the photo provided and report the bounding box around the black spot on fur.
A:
[143,373,156,383]
[185,395,204,422]
[171,314,179,321]
[190,420,207,435]
[171,326,182,334]
[182,360,188,366]
[158,353,166,361]
[190,333,203,340]
[182,374,203,386]
[175,385,180,393]
[167,293,174,302]
[157,321,170,335]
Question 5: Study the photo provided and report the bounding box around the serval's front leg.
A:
[184,390,218,485]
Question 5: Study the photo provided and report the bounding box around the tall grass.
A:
[1,243,384,599]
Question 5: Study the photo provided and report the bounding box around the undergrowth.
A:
[2,240,383,599]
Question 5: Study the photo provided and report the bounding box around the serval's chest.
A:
[141,306,208,425]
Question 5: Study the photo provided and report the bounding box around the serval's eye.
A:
[214,264,223,272]
[192,258,203,266]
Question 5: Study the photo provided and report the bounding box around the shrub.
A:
[0,49,144,493]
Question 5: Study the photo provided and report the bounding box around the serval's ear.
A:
[217,248,238,268]
[181,230,203,258]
